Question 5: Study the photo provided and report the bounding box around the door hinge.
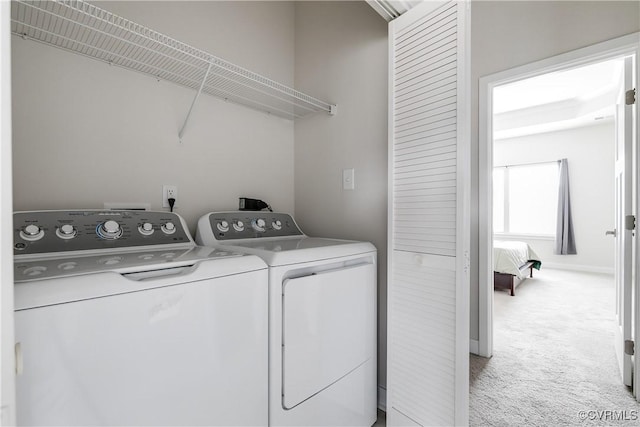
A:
[626,89,636,105]
[625,340,635,356]
[626,215,636,231]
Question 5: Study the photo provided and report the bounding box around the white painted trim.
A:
[478,32,640,362]
[469,339,479,355]
[385,9,396,422]
[454,2,471,426]
[0,1,15,425]
[542,263,615,275]
[633,46,640,403]
[478,52,494,360]
[378,386,387,411]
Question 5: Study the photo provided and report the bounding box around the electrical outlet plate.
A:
[162,185,178,208]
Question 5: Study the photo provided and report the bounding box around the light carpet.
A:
[470,268,640,426]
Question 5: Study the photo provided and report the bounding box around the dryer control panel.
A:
[204,212,303,240]
[14,210,193,256]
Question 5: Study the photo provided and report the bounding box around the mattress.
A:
[494,240,542,278]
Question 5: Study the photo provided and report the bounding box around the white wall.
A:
[293,2,388,390]
[11,1,296,234]
[1,1,16,424]
[469,0,640,341]
[494,122,615,273]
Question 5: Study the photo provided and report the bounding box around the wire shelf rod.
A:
[16,1,208,73]
[53,0,323,104]
[13,22,206,86]
[15,28,301,119]
[18,1,325,114]
[204,67,319,114]
[11,0,335,120]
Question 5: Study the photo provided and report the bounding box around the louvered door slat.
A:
[395,60,456,95]
[394,127,456,145]
[388,1,469,426]
[395,121,457,143]
[396,100,457,128]
[394,186,456,196]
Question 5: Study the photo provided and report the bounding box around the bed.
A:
[493,240,542,296]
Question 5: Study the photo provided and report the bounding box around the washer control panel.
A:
[14,210,192,256]
[206,212,303,240]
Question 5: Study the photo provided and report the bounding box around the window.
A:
[493,162,559,236]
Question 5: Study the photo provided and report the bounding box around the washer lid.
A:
[14,246,249,283]
[217,237,376,266]
[14,250,268,310]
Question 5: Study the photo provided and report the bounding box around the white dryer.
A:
[195,211,377,427]
[13,210,268,426]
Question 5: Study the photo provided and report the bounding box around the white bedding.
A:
[493,240,541,278]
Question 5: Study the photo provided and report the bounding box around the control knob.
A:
[138,222,154,236]
[233,220,245,232]
[272,220,282,231]
[99,220,122,239]
[216,221,230,233]
[56,224,77,240]
[162,222,176,235]
[252,218,266,232]
[20,224,45,241]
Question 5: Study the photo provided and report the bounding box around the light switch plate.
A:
[343,168,355,190]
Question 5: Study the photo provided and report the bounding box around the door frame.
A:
[478,32,640,359]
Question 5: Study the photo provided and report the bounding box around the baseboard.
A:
[469,339,479,355]
[543,262,614,275]
[378,386,386,411]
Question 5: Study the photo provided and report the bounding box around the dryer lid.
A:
[217,237,376,266]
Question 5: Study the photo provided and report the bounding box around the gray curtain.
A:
[555,158,577,254]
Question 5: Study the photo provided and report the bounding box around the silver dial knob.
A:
[20,224,45,241]
[99,220,122,239]
[252,218,266,232]
[24,224,41,235]
[216,221,230,232]
[233,220,245,232]
[56,224,77,240]
[272,220,282,230]
[138,222,154,236]
[162,222,176,234]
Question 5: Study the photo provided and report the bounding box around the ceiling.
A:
[493,58,625,139]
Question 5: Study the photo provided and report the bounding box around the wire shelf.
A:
[11,0,336,120]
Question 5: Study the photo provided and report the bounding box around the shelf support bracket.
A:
[179,61,213,143]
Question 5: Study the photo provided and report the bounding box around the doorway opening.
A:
[477,33,639,398]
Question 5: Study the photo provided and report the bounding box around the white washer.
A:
[195,211,377,427]
[13,210,268,426]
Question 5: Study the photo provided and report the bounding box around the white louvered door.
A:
[387,1,469,426]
